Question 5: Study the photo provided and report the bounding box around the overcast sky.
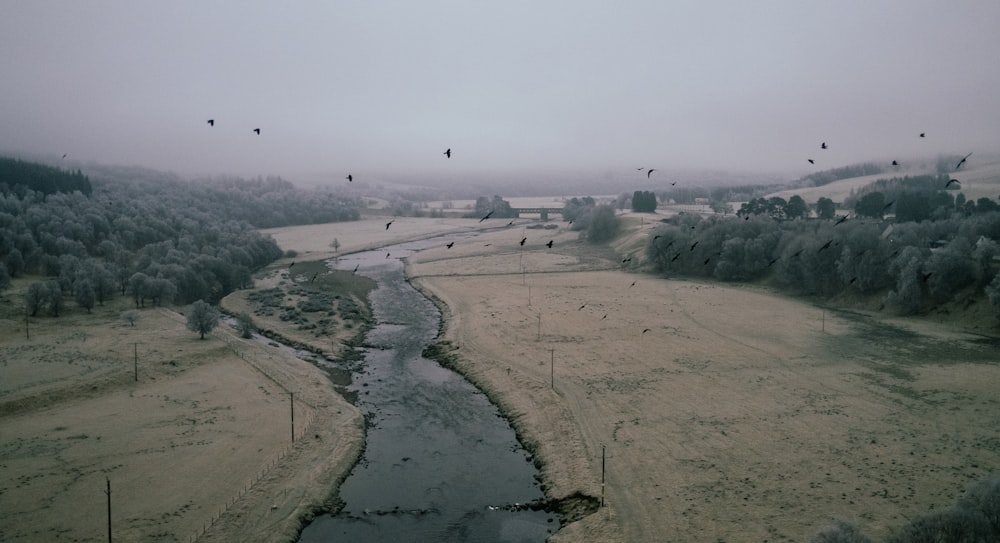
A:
[2,1,999,184]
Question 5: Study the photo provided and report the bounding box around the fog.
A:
[2,1,999,187]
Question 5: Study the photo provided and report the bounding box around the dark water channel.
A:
[298,235,557,542]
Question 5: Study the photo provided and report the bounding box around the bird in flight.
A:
[289,261,295,268]
[446,242,454,249]
[385,220,394,230]
[61,154,67,159]
[629,281,637,288]
[578,304,586,310]
[479,210,494,222]
[546,240,554,248]
[670,253,681,262]
[818,240,834,252]
[892,160,899,166]
[253,128,261,135]
[346,174,353,182]
[808,159,815,164]
[690,241,699,251]
[821,142,828,149]
[444,148,451,158]
[207,119,214,126]
[882,200,895,211]
[642,328,651,334]
[647,169,656,179]
[955,152,972,170]
[352,264,359,274]
[920,132,926,138]
[834,214,849,226]
[945,178,961,189]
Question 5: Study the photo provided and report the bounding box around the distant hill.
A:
[766,154,1000,205]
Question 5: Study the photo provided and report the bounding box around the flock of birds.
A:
[251,121,978,334]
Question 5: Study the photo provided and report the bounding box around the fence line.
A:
[155,311,323,542]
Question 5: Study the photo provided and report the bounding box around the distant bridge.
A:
[510,207,564,220]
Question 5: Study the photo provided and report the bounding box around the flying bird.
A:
[578,304,586,310]
[519,237,527,246]
[253,128,260,135]
[61,154,67,159]
[945,178,961,188]
[920,132,926,138]
[507,220,514,226]
[207,119,214,126]
[352,264,359,274]
[346,174,353,182]
[703,257,712,265]
[892,160,899,166]
[385,252,391,258]
[642,328,651,334]
[601,314,608,320]
[818,240,834,252]
[807,159,815,164]
[289,261,295,268]
[647,169,656,179]
[444,148,451,158]
[545,240,554,248]
[690,241,699,251]
[670,253,681,262]
[479,210,494,222]
[955,152,972,170]
[385,220,394,230]
[834,215,849,226]
[821,142,828,149]
[446,242,454,249]
[629,281,637,288]
[882,200,895,211]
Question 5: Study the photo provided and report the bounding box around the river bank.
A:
[404,225,1000,542]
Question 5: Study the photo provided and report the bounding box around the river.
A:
[297,234,558,542]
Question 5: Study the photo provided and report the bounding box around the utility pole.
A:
[289,391,295,443]
[105,477,112,543]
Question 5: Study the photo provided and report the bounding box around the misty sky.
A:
[2,1,999,183]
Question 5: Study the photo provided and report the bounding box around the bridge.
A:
[509,207,564,221]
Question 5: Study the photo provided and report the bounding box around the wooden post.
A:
[601,444,606,507]
[550,348,554,389]
[105,477,112,543]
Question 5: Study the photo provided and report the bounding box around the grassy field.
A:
[0,273,366,542]
[4,210,999,542]
[405,221,1000,542]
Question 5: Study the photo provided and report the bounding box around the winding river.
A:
[297,234,558,542]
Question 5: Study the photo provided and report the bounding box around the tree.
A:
[784,195,808,220]
[121,309,141,327]
[585,205,620,243]
[236,312,255,339]
[855,192,886,219]
[74,278,96,313]
[631,191,657,212]
[25,282,46,316]
[186,300,220,339]
[45,279,63,317]
[816,197,836,220]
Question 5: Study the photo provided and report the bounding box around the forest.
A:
[0,157,362,309]
[647,175,1000,317]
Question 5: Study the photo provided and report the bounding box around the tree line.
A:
[0,157,362,313]
[647,189,1000,317]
